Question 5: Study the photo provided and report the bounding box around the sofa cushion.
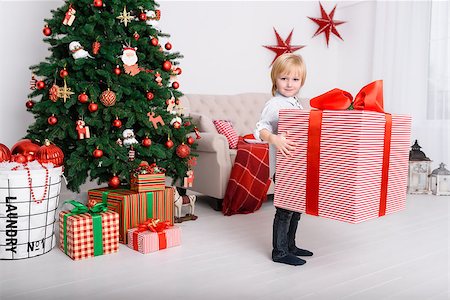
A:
[213,120,239,149]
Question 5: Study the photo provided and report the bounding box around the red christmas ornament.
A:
[36,139,64,167]
[0,143,11,162]
[173,121,181,129]
[164,42,172,50]
[12,154,27,164]
[93,147,103,158]
[108,175,121,188]
[165,139,174,149]
[187,136,195,145]
[142,137,152,147]
[184,121,191,127]
[11,139,40,156]
[139,12,147,21]
[100,89,116,106]
[172,82,179,89]
[26,100,35,109]
[59,68,68,78]
[48,115,58,125]
[151,37,159,46]
[49,84,59,102]
[263,28,305,66]
[26,153,35,162]
[114,65,121,75]
[93,0,103,8]
[308,2,346,47]
[162,61,172,71]
[36,81,46,90]
[78,92,89,103]
[43,25,52,36]
[92,41,101,55]
[146,91,154,100]
[112,118,122,128]
[176,143,190,158]
[88,102,98,112]
[133,32,140,41]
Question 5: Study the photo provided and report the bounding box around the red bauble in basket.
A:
[0,143,11,162]
[11,139,40,157]
[36,139,64,167]
[176,143,190,158]
[100,89,116,106]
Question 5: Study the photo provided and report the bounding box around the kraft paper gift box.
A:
[274,81,412,224]
[59,200,119,260]
[127,219,181,254]
[130,162,166,193]
[87,187,174,243]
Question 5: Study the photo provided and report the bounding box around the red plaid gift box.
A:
[274,81,412,223]
[59,209,119,260]
[127,220,181,254]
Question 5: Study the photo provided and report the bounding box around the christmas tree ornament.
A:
[128,146,135,161]
[166,97,176,113]
[114,65,121,75]
[146,91,154,100]
[108,175,121,188]
[11,139,40,156]
[116,6,133,27]
[142,136,152,147]
[122,129,139,147]
[100,88,117,106]
[162,60,172,71]
[75,119,90,139]
[187,136,195,145]
[49,84,59,101]
[48,115,58,125]
[57,79,74,103]
[59,68,69,78]
[0,143,11,162]
[175,67,182,75]
[146,10,161,28]
[25,153,35,162]
[172,81,179,89]
[165,138,174,149]
[42,24,52,36]
[69,41,93,59]
[183,169,195,188]
[88,102,98,112]
[170,116,182,129]
[12,154,27,164]
[116,138,123,147]
[26,99,35,109]
[263,28,305,66]
[133,31,140,41]
[93,147,103,158]
[92,40,101,55]
[194,127,201,139]
[138,12,147,21]
[36,139,64,167]
[176,143,190,158]
[36,80,46,90]
[62,4,76,26]
[121,44,140,76]
[151,37,159,46]
[164,42,172,50]
[147,112,165,129]
[112,117,122,128]
[93,0,103,8]
[155,72,163,86]
[308,2,346,47]
[184,121,191,127]
[77,92,89,103]
[29,74,37,90]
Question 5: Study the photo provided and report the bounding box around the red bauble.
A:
[146,91,154,100]
[113,65,121,75]
[93,0,103,7]
[133,32,140,41]
[36,81,46,90]
[173,122,181,129]
[100,89,116,106]
[78,93,89,103]
[48,115,58,125]
[0,143,11,162]
[164,42,172,50]
[187,136,195,145]
[184,121,191,127]
[36,140,64,167]
[139,12,147,21]
[43,25,52,36]
[26,153,35,162]
[142,137,152,147]
[176,143,190,158]
[88,103,98,112]
[59,69,68,78]
[165,139,174,149]
[26,100,35,109]
[12,154,27,164]
[162,61,172,71]
[11,139,40,156]
[112,119,122,128]
[108,175,121,188]
[175,67,182,75]
[172,82,179,89]
[93,148,103,158]
[151,38,159,46]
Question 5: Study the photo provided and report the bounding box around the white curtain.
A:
[372,0,449,166]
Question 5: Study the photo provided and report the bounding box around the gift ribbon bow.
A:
[133,219,171,250]
[306,80,391,217]
[63,199,108,257]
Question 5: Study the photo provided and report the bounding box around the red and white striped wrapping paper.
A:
[127,226,181,254]
[274,109,411,224]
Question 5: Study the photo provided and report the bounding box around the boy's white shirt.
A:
[254,92,303,178]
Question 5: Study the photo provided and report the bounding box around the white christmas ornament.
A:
[69,41,93,59]
[121,46,138,66]
[170,116,182,126]
[122,129,139,147]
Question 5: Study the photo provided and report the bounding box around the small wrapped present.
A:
[130,161,166,192]
[59,200,119,260]
[127,219,181,254]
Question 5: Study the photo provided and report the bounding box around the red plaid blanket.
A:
[222,137,271,216]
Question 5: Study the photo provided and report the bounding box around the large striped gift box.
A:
[87,187,174,243]
[274,109,411,224]
[130,173,165,192]
[127,224,181,254]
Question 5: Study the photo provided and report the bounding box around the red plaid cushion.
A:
[213,120,238,149]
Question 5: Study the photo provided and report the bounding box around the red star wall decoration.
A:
[263,28,305,66]
[308,2,346,47]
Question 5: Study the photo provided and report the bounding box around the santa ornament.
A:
[122,129,139,147]
[121,45,141,76]
[63,4,76,26]
[69,41,93,59]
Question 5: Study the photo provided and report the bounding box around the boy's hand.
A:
[270,131,297,157]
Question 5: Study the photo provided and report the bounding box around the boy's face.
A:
[276,72,302,98]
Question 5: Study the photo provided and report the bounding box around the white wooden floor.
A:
[1,194,449,300]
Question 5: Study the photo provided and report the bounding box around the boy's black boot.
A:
[288,212,314,257]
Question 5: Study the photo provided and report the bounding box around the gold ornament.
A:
[116,6,133,27]
[57,79,74,103]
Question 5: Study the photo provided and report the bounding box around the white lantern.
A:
[408,140,431,194]
[429,163,450,196]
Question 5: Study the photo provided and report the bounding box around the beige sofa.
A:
[181,93,310,210]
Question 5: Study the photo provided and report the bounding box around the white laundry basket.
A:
[0,165,63,259]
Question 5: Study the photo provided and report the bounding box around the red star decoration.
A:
[263,28,305,66]
[308,2,346,47]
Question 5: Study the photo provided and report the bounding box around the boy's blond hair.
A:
[270,53,307,96]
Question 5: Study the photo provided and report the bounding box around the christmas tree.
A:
[25,0,197,192]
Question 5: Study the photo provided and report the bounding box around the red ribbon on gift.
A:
[306,80,391,217]
[132,219,171,251]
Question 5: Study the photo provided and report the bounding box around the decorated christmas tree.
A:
[25,0,197,192]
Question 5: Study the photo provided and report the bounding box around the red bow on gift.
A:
[136,218,170,233]
[310,80,385,113]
